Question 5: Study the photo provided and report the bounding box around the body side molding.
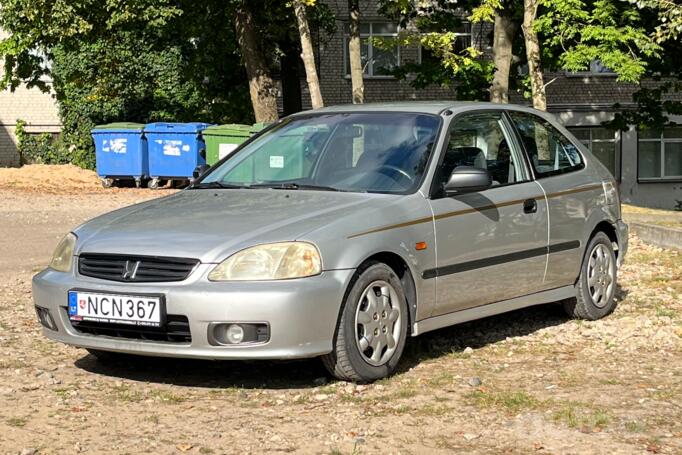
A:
[412,285,576,336]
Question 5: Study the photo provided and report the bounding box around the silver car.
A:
[33,102,628,381]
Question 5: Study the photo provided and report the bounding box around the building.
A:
[1,10,680,209]
[0,31,61,167]
[302,0,682,210]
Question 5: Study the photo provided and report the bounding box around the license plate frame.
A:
[68,289,166,328]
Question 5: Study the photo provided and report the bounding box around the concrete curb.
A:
[629,222,682,251]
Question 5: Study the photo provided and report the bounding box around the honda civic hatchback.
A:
[33,102,627,382]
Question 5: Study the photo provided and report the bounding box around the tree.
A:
[536,0,661,83]
[235,1,279,122]
[626,0,682,43]
[292,0,324,109]
[522,0,546,110]
[471,0,519,103]
[348,0,364,104]
[377,0,493,101]
[0,0,254,168]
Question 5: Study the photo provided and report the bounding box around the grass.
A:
[6,417,28,427]
[0,359,27,369]
[552,402,611,430]
[395,388,418,399]
[467,389,541,414]
[624,420,646,433]
[150,389,186,404]
[110,384,144,403]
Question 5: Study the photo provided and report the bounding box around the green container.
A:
[203,124,252,165]
[250,122,271,134]
[94,122,146,130]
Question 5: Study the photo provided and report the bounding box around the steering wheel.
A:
[375,165,414,184]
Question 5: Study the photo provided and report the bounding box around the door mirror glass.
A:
[444,166,492,194]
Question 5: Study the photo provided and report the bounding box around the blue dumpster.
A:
[91,122,147,188]
[144,122,211,188]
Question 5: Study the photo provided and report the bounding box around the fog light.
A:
[209,322,270,346]
[226,324,245,344]
[35,306,58,331]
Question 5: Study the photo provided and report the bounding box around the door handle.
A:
[523,198,537,214]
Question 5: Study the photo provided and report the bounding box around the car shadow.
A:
[74,286,628,388]
[74,354,329,390]
[398,284,629,373]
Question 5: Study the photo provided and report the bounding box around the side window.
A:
[509,112,584,178]
[438,112,523,188]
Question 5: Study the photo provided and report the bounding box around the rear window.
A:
[509,112,584,178]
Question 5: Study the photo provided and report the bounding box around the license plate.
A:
[68,290,164,327]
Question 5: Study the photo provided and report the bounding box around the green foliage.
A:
[607,81,682,130]
[536,0,661,83]
[14,119,87,167]
[470,0,504,23]
[377,0,494,99]
[625,0,682,43]
[0,0,257,169]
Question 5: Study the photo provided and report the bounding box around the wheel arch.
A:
[589,220,620,259]
[355,251,418,336]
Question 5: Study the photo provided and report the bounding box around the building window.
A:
[569,127,619,178]
[566,59,616,77]
[638,127,682,181]
[418,22,472,65]
[343,23,399,78]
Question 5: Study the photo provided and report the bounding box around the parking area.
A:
[1,168,681,454]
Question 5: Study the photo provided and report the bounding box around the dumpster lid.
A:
[92,122,146,133]
[144,122,212,133]
[203,124,252,136]
[250,122,272,133]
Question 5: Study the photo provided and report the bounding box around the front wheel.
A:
[322,263,408,382]
[563,231,618,320]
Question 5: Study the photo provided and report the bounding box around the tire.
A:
[563,231,618,320]
[148,178,160,190]
[322,262,408,382]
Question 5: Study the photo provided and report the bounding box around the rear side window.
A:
[509,112,584,178]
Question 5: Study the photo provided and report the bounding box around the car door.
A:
[507,111,603,289]
[427,110,549,317]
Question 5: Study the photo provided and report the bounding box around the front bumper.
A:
[32,265,354,360]
[615,219,629,268]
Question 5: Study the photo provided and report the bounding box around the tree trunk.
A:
[292,0,323,109]
[281,46,302,116]
[234,2,279,122]
[348,0,364,104]
[490,11,517,104]
[522,0,546,111]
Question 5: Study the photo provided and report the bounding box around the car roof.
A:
[293,101,545,117]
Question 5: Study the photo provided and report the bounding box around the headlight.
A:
[208,242,322,281]
[49,233,77,272]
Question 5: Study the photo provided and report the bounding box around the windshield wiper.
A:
[189,181,251,190]
[249,182,345,192]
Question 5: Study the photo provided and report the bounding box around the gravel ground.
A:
[1,182,681,455]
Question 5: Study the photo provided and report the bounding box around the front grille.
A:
[78,254,199,283]
[70,313,192,343]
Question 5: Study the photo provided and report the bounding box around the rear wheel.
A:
[322,263,408,382]
[563,231,618,320]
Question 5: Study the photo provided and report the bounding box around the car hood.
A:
[75,189,387,263]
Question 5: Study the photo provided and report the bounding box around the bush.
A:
[15,119,95,169]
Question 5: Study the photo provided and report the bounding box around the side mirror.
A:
[192,164,211,180]
[444,166,492,195]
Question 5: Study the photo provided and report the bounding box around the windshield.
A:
[200,112,441,194]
